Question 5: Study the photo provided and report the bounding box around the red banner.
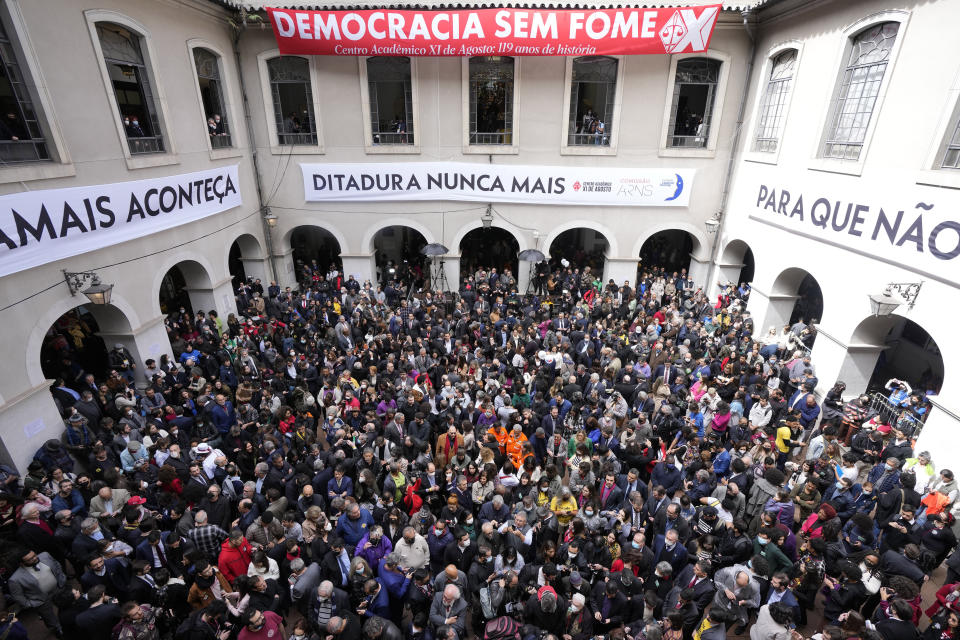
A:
[265,6,722,57]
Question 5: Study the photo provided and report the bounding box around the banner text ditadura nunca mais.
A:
[266,6,722,57]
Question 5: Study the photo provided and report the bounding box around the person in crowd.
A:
[26,258,950,640]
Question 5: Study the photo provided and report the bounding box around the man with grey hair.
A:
[478,494,510,526]
[308,580,350,633]
[429,584,467,637]
[288,557,322,611]
[187,509,228,561]
[253,462,270,494]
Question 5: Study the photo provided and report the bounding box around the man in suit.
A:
[616,469,645,508]
[762,571,800,624]
[661,586,701,637]
[321,538,352,590]
[80,554,130,601]
[597,472,624,514]
[653,502,691,542]
[135,529,183,575]
[673,560,716,613]
[652,529,689,576]
[75,584,123,640]
[428,584,468,639]
[126,559,157,605]
[73,518,119,561]
[289,558,323,612]
[591,580,628,634]
[875,598,919,640]
[308,581,352,637]
[88,485,131,528]
[7,549,66,636]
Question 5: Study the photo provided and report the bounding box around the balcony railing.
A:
[127,135,165,155]
[0,139,49,163]
[278,132,317,146]
[470,132,512,145]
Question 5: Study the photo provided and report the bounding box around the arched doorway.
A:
[290,226,342,284]
[719,239,756,287]
[849,315,944,395]
[638,229,695,275]
[372,226,428,289]
[839,315,943,434]
[228,234,264,290]
[41,303,135,395]
[159,265,192,315]
[159,260,213,316]
[765,268,823,349]
[548,228,609,276]
[459,227,520,286]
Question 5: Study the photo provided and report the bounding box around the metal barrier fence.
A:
[868,391,925,437]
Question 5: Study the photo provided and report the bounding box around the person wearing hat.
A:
[800,503,838,539]
[108,342,136,383]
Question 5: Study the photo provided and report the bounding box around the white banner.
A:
[0,165,242,278]
[301,162,694,207]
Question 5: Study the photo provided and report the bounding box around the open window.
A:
[667,58,721,149]
[193,47,231,149]
[267,55,317,146]
[95,22,165,155]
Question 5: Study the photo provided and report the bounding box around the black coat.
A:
[524,592,568,636]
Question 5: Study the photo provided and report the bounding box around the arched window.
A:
[193,48,231,149]
[95,22,165,155]
[752,49,797,152]
[468,56,514,145]
[568,56,617,146]
[366,57,413,145]
[267,56,316,146]
[822,22,900,160]
[668,57,721,148]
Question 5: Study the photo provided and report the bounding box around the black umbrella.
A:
[421,243,450,256]
[517,249,546,262]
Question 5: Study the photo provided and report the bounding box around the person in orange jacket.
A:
[487,423,510,456]
[505,424,529,470]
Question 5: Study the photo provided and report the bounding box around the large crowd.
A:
[23,257,954,640]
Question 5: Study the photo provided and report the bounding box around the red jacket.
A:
[218,537,253,584]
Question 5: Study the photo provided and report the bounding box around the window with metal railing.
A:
[469,56,514,145]
[194,48,231,149]
[822,22,899,161]
[96,22,165,155]
[941,117,960,169]
[267,56,317,146]
[0,17,47,163]
[567,56,617,147]
[752,50,796,153]
[668,58,720,148]
[367,56,413,146]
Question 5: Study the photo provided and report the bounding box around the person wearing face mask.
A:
[754,527,793,576]
[394,527,429,570]
[653,529,689,576]
[560,592,594,640]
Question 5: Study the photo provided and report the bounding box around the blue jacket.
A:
[652,534,689,575]
[327,475,354,499]
[426,527,454,563]
[335,507,373,546]
[209,401,236,435]
[866,465,902,494]
[362,580,392,618]
[712,449,731,477]
[651,462,682,496]
[52,489,86,516]
[377,559,411,600]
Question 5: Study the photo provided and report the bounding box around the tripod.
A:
[430,257,450,293]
